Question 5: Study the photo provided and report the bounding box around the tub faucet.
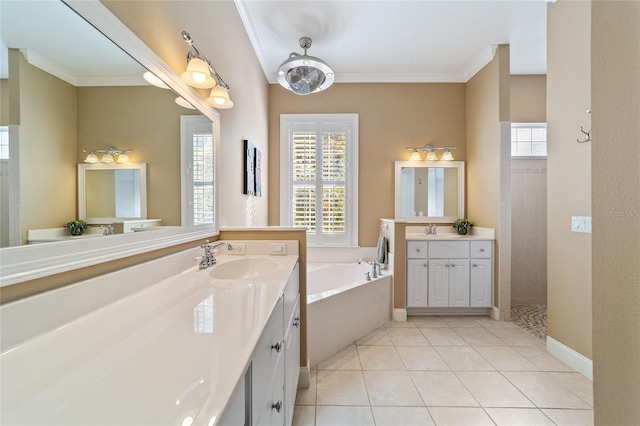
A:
[199,240,233,270]
[370,260,380,279]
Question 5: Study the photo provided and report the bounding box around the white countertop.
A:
[406,233,494,241]
[405,225,496,241]
[0,252,299,425]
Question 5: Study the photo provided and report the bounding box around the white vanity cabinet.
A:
[428,242,470,308]
[406,242,429,308]
[406,239,493,310]
[470,241,493,307]
[249,264,300,426]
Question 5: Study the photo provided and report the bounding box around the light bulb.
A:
[192,72,206,84]
[214,97,225,105]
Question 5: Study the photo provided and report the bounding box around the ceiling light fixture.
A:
[180,31,233,109]
[82,148,134,164]
[277,36,335,95]
[404,144,457,161]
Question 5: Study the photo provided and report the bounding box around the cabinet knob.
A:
[416,248,421,252]
[272,401,282,413]
[446,264,450,268]
[423,263,428,267]
[293,317,301,328]
[472,264,478,267]
[479,248,485,252]
[451,263,456,267]
[271,341,283,353]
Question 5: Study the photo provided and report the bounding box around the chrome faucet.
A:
[370,260,380,279]
[199,240,233,270]
[425,223,437,235]
[100,224,113,235]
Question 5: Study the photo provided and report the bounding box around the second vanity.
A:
[405,226,494,313]
[0,240,300,425]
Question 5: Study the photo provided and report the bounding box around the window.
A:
[181,116,215,226]
[281,114,358,246]
[511,123,547,157]
[0,127,9,160]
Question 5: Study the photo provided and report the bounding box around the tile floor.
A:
[293,315,593,426]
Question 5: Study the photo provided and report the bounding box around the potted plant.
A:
[452,218,473,235]
[66,220,88,236]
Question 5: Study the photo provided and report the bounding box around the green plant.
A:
[452,218,473,234]
[66,220,88,236]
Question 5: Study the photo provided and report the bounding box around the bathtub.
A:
[307,262,392,366]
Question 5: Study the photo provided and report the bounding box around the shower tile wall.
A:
[511,159,547,305]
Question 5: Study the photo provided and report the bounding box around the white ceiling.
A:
[0,0,145,85]
[235,0,548,84]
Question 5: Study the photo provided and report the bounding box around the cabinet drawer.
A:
[407,241,428,258]
[428,241,469,258]
[470,241,492,258]
[254,354,285,426]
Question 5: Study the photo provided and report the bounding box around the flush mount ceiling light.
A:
[277,37,335,95]
[180,31,234,109]
[404,144,457,161]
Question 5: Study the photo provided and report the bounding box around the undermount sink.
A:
[406,233,466,239]
[210,258,279,280]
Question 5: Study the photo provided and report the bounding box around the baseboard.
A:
[393,308,407,322]
[490,307,501,320]
[298,365,311,388]
[407,307,491,316]
[546,336,593,380]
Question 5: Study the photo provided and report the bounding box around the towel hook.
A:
[577,126,591,143]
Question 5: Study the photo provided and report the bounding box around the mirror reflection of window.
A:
[428,167,445,217]
[181,116,214,226]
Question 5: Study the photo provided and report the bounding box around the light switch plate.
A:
[268,242,287,255]
[571,216,592,233]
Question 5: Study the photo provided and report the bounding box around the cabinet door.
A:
[470,259,492,307]
[448,259,470,307]
[284,295,301,426]
[428,259,449,307]
[407,259,429,307]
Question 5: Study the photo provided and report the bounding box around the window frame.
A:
[280,114,359,247]
[511,122,548,159]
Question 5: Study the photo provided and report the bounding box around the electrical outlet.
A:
[571,216,592,233]
[268,242,287,255]
[229,243,246,255]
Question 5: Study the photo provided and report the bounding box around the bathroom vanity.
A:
[405,230,494,313]
[0,241,300,425]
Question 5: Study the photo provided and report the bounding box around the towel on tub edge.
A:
[375,235,387,264]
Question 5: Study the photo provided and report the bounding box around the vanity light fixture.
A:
[142,71,169,89]
[175,97,196,110]
[180,31,234,109]
[277,36,335,95]
[82,148,133,164]
[404,144,457,161]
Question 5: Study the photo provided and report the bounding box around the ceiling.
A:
[235,0,548,84]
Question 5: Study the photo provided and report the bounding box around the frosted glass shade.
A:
[181,57,216,89]
[206,86,234,109]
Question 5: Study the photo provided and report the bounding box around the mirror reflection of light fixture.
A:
[180,31,233,108]
[143,71,169,89]
[82,148,134,164]
[175,97,196,110]
[277,36,335,95]
[404,144,457,161]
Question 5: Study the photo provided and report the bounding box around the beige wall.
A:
[0,79,8,125]
[510,75,547,123]
[465,46,510,311]
[547,1,592,359]
[102,0,270,228]
[268,83,467,247]
[592,1,640,423]
[77,86,198,226]
[16,51,77,243]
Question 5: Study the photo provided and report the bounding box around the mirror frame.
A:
[394,160,465,223]
[0,0,221,287]
[78,163,147,223]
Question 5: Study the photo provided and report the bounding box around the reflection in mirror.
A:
[0,0,209,247]
[79,163,147,222]
[394,161,465,223]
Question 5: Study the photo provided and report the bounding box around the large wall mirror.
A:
[0,0,220,285]
[394,161,465,223]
